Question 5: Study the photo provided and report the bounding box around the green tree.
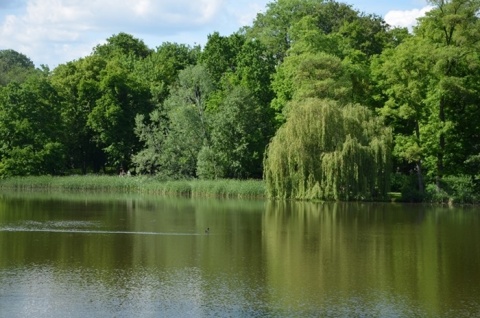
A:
[264,98,392,200]
[0,75,64,176]
[131,109,166,175]
[87,56,153,170]
[374,0,480,194]
[94,32,152,59]
[417,0,480,186]
[131,44,201,175]
[200,32,245,85]
[198,38,276,179]
[132,65,214,178]
[199,86,267,179]
[270,19,352,123]
[247,0,359,63]
[372,38,432,193]
[51,55,107,173]
[134,42,200,106]
[0,49,36,86]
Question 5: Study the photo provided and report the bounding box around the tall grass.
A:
[0,175,266,199]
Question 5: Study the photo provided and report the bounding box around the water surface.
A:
[0,191,479,317]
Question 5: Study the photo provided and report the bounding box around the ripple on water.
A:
[1,265,479,318]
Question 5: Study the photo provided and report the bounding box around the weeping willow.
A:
[264,98,392,201]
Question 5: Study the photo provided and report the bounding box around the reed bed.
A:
[0,175,266,199]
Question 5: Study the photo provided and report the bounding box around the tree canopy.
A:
[1,0,479,202]
[264,98,392,200]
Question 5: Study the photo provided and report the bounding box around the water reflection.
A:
[263,201,480,317]
[0,192,479,317]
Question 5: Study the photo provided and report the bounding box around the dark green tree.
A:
[200,32,245,85]
[94,32,152,59]
[0,75,64,176]
[0,49,36,86]
[199,37,276,179]
[202,86,268,179]
[51,55,107,173]
[417,0,480,186]
[134,42,200,106]
[87,56,153,170]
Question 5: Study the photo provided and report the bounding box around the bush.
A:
[424,175,478,204]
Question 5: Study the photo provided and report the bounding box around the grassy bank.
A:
[0,175,266,199]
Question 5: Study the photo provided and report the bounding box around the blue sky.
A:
[0,0,431,68]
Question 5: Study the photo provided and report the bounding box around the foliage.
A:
[374,0,480,195]
[133,42,200,105]
[93,32,152,59]
[400,174,425,203]
[87,56,153,169]
[0,49,36,86]
[247,0,358,63]
[50,55,107,173]
[200,32,245,85]
[264,98,392,200]
[205,86,269,179]
[0,1,479,202]
[132,64,214,178]
[425,175,479,204]
[0,75,64,176]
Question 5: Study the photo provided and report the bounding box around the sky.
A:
[0,0,433,68]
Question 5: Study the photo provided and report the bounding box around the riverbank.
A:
[0,175,266,199]
[0,176,450,203]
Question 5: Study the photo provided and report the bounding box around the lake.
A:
[0,191,479,317]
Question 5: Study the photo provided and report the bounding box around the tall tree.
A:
[372,38,432,193]
[247,0,358,63]
[199,86,268,179]
[51,55,106,173]
[374,0,480,192]
[417,0,480,186]
[199,32,245,85]
[87,56,153,170]
[270,18,352,123]
[132,65,214,178]
[134,42,200,106]
[0,49,36,86]
[93,32,152,59]
[264,98,392,200]
[0,75,64,176]
[199,37,276,179]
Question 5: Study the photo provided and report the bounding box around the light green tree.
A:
[132,65,214,178]
[264,98,392,200]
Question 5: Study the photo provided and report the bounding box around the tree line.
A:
[1,0,479,202]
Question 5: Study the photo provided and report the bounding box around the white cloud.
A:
[384,5,434,30]
[0,0,269,67]
[235,2,265,27]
